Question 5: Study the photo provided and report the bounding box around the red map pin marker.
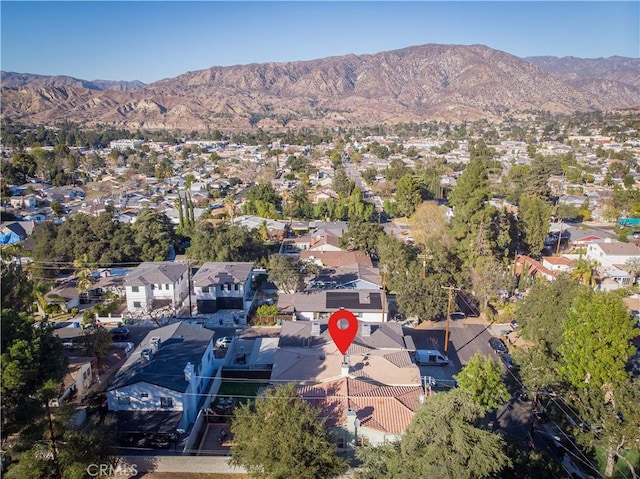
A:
[328,309,359,355]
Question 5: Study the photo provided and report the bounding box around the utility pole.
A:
[187,261,193,318]
[417,254,427,279]
[555,220,563,256]
[441,286,461,355]
[381,269,387,322]
[45,401,62,479]
[417,252,432,279]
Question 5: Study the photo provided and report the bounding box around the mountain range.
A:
[1,44,639,131]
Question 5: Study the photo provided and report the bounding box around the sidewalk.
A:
[124,455,246,476]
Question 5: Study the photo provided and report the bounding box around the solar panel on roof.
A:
[326,292,382,309]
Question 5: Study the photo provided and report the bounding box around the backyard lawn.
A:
[215,381,268,408]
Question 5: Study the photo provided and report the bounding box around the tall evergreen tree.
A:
[447,159,492,262]
[231,383,345,478]
[357,388,510,479]
[518,194,552,258]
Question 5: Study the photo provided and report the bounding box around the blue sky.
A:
[1,1,638,84]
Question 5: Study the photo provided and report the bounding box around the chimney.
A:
[311,322,320,336]
[361,323,371,337]
[184,362,195,382]
[140,348,153,361]
[150,337,162,350]
[341,356,350,377]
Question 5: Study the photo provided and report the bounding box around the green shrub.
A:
[255,304,277,317]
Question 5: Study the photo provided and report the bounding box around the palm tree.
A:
[225,194,236,222]
[281,190,292,223]
[572,257,600,287]
[74,254,96,303]
[32,280,52,317]
[0,243,23,264]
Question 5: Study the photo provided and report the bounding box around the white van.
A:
[415,349,449,366]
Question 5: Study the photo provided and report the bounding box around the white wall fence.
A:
[181,409,207,456]
[95,313,126,326]
[181,366,225,455]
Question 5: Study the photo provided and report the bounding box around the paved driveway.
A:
[406,319,497,384]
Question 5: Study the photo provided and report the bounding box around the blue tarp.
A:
[618,218,640,227]
[0,231,20,245]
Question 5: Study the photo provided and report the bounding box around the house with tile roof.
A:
[273,320,423,447]
[297,378,424,447]
[308,232,343,252]
[124,261,189,313]
[542,256,575,274]
[515,255,556,282]
[106,322,216,433]
[300,250,374,268]
[192,262,255,313]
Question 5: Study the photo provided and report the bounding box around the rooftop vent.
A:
[141,348,153,361]
[184,362,195,382]
[361,323,371,337]
[311,322,320,336]
[150,337,162,350]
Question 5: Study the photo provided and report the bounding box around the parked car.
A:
[500,353,515,369]
[488,337,508,355]
[450,311,466,321]
[415,349,449,366]
[215,336,233,349]
[510,319,519,330]
[109,326,130,340]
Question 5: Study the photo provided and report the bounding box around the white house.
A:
[192,262,254,313]
[585,241,640,268]
[10,195,37,209]
[106,322,216,432]
[124,262,189,313]
[542,256,575,274]
[109,139,143,150]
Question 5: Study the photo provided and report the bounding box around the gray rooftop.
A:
[279,320,409,351]
[318,265,382,288]
[108,322,214,392]
[192,262,254,287]
[278,290,387,313]
[124,261,188,286]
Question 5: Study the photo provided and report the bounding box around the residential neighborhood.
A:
[2,114,640,478]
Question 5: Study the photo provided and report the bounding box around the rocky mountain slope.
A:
[1,44,639,131]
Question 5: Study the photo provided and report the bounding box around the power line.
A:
[501,367,608,479]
